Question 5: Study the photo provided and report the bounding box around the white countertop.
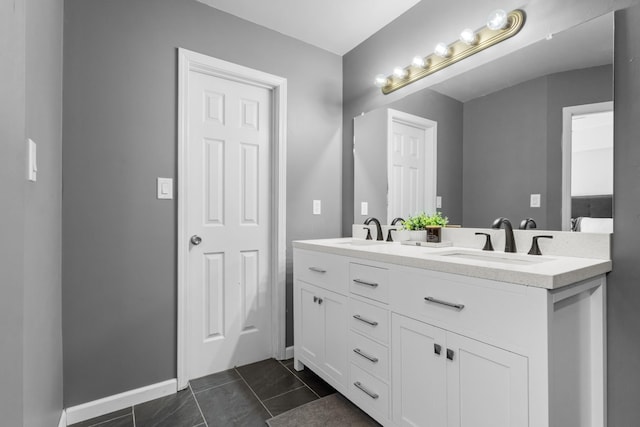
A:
[293,237,611,289]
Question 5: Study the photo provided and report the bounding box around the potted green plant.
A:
[402,211,449,243]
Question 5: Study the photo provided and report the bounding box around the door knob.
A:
[190,235,202,245]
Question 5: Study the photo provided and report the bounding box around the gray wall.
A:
[63,0,342,406]
[353,89,463,226]
[0,0,64,425]
[0,0,26,425]
[463,66,612,229]
[609,5,640,425]
[24,0,65,425]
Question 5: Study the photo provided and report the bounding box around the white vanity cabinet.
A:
[392,313,527,427]
[293,250,349,392]
[293,245,607,427]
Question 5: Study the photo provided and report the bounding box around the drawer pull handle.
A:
[353,314,378,327]
[353,278,379,288]
[424,296,465,311]
[353,348,379,363]
[308,267,326,273]
[434,343,442,355]
[354,381,379,399]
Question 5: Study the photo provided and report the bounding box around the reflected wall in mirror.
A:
[353,13,613,231]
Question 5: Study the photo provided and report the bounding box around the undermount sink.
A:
[437,250,554,265]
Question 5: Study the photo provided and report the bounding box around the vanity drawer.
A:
[349,298,389,345]
[391,269,530,348]
[294,249,348,295]
[349,331,389,381]
[349,263,389,304]
[349,364,390,419]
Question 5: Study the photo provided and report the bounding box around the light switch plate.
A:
[313,200,321,215]
[27,138,37,182]
[157,178,173,200]
[361,202,368,216]
[436,196,442,209]
[530,193,541,208]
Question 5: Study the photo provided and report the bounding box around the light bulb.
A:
[486,9,508,30]
[459,28,477,45]
[412,56,426,68]
[393,67,408,79]
[374,74,389,88]
[434,43,450,58]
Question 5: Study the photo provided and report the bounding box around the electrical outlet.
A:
[361,202,368,215]
[530,194,541,208]
[313,200,321,215]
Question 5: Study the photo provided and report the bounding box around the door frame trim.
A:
[561,101,613,231]
[177,48,287,389]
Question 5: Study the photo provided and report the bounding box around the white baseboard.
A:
[285,345,294,360]
[58,410,67,427]
[65,379,177,425]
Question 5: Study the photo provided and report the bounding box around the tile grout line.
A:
[261,385,309,403]
[234,367,275,418]
[190,377,241,395]
[278,360,322,399]
[82,412,132,427]
[189,383,209,427]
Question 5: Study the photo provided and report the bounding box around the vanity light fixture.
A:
[459,28,478,45]
[393,67,408,79]
[375,9,525,95]
[434,42,451,58]
[412,56,427,68]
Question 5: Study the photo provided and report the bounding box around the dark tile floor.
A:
[70,358,358,427]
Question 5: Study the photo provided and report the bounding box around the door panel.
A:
[446,333,528,427]
[187,70,272,380]
[392,314,447,427]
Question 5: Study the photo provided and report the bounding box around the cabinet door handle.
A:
[308,267,326,273]
[318,298,323,305]
[353,278,379,288]
[446,348,455,361]
[354,381,379,399]
[313,296,318,303]
[353,348,379,363]
[352,314,378,327]
[434,343,442,355]
[424,296,465,311]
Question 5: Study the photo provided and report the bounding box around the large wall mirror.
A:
[353,13,614,231]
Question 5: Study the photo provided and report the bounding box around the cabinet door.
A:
[297,281,324,368]
[446,333,528,427]
[392,314,447,427]
[321,289,348,387]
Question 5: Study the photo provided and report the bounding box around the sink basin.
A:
[437,250,554,265]
[337,239,389,247]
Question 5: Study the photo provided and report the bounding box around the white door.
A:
[392,314,447,427]
[388,111,437,220]
[446,333,528,427]
[186,69,272,380]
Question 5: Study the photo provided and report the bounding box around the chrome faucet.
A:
[364,217,384,241]
[491,217,517,253]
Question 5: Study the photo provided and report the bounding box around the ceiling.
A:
[196,0,422,55]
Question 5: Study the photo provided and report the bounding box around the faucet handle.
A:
[386,227,400,242]
[363,227,373,240]
[475,232,494,251]
[528,235,553,255]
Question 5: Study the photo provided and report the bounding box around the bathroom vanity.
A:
[293,230,610,427]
